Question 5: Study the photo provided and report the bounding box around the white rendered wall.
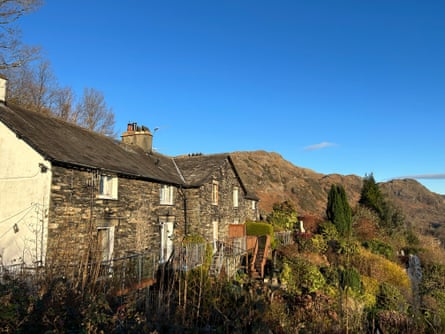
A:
[0,121,51,267]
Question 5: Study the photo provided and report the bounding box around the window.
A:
[97,227,114,262]
[211,181,219,205]
[160,184,174,205]
[233,187,239,208]
[99,175,118,199]
[212,221,219,253]
[251,200,256,210]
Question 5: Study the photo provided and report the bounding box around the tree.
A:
[0,0,42,70]
[359,174,404,231]
[266,200,297,230]
[359,173,385,219]
[5,59,56,113]
[5,60,117,136]
[326,184,352,238]
[76,88,116,137]
[51,86,77,122]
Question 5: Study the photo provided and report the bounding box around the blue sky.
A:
[19,1,445,194]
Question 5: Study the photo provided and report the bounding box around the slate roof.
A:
[173,154,228,186]
[174,154,259,200]
[0,103,183,185]
[0,102,258,200]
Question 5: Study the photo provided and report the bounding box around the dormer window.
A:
[98,175,118,200]
[160,184,174,205]
[211,181,219,205]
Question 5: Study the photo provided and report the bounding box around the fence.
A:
[172,242,207,271]
[0,251,160,294]
[100,252,159,294]
[0,237,259,290]
[274,230,294,246]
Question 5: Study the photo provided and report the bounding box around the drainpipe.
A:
[183,193,188,236]
[177,186,188,236]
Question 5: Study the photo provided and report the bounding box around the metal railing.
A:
[274,230,294,246]
[0,236,261,289]
[172,242,207,271]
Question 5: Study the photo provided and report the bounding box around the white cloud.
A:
[304,141,337,151]
[395,174,445,180]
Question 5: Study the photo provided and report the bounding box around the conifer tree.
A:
[359,173,385,219]
[359,174,404,231]
[326,184,352,237]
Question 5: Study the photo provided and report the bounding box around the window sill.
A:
[98,195,118,200]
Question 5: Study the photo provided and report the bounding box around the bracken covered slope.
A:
[231,151,445,232]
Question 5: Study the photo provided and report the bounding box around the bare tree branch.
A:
[0,0,42,70]
[76,88,116,137]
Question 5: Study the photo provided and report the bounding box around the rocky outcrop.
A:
[231,151,445,233]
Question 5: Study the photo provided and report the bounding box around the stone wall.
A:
[46,160,258,267]
[47,166,184,266]
[184,159,258,242]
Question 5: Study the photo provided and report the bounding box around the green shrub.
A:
[246,221,274,236]
[320,265,339,287]
[246,221,275,248]
[309,234,328,253]
[266,201,298,230]
[376,282,408,312]
[282,257,326,294]
[339,266,362,292]
[405,229,420,246]
[363,239,394,259]
[318,221,340,241]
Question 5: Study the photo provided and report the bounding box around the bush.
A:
[363,239,394,259]
[246,221,275,248]
[339,267,361,293]
[318,221,340,241]
[361,275,379,308]
[246,221,274,236]
[281,257,326,294]
[266,200,298,230]
[377,282,408,312]
[351,248,410,293]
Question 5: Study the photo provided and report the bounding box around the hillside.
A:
[232,150,445,232]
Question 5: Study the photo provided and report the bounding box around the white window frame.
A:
[160,184,174,205]
[233,186,239,208]
[211,181,219,205]
[98,175,118,200]
[251,200,256,210]
[97,226,115,262]
[212,221,219,253]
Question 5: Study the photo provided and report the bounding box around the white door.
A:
[160,222,174,263]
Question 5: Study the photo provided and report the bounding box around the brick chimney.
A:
[121,122,153,153]
[0,75,7,103]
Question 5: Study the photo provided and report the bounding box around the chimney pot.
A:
[121,121,153,153]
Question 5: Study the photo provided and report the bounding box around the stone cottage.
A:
[0,77,258,269]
